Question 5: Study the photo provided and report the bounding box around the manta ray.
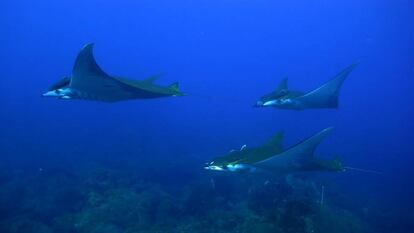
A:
[204,127,345,174]
[42,43,184,102]
[254,64,358,110]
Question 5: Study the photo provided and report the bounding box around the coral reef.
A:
[0,164,374,233]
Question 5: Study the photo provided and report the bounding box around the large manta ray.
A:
[204,127,344,174]
[254,64,357,110]
[42,43,184,102]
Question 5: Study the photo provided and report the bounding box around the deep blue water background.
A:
[1,0,414,232]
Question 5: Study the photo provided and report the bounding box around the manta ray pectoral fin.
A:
[264,131,284,148]
[71,43,111,79]
[276,77,289,94]
[49,76,71,91]
[257,77,289,104]
[69,43,122,91]
[296,64,358,108]
[261,131,284,155]
[254,127,334,171]
[143,73,163,84]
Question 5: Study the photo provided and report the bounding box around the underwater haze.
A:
[1,0,414,232]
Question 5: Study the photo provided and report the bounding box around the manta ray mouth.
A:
[204,164,253,173]
[263,100,278,106]
[253,103,263,107]
[42,90,60,97]
[42,88,73,99]
[204,165,225,171]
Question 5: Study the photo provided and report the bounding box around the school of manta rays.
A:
[43,43,379,176]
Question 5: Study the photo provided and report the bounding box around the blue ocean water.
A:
[1,0,413,232]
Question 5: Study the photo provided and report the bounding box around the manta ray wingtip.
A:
[81,42,95,51]
[320,126,335,136]
[342,63,359,74]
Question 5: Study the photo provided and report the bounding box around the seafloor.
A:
[0,158,408,233]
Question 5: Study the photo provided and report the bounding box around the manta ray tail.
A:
[343,166,382,175]
[168,82,181,92]
[296,64,358,108]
